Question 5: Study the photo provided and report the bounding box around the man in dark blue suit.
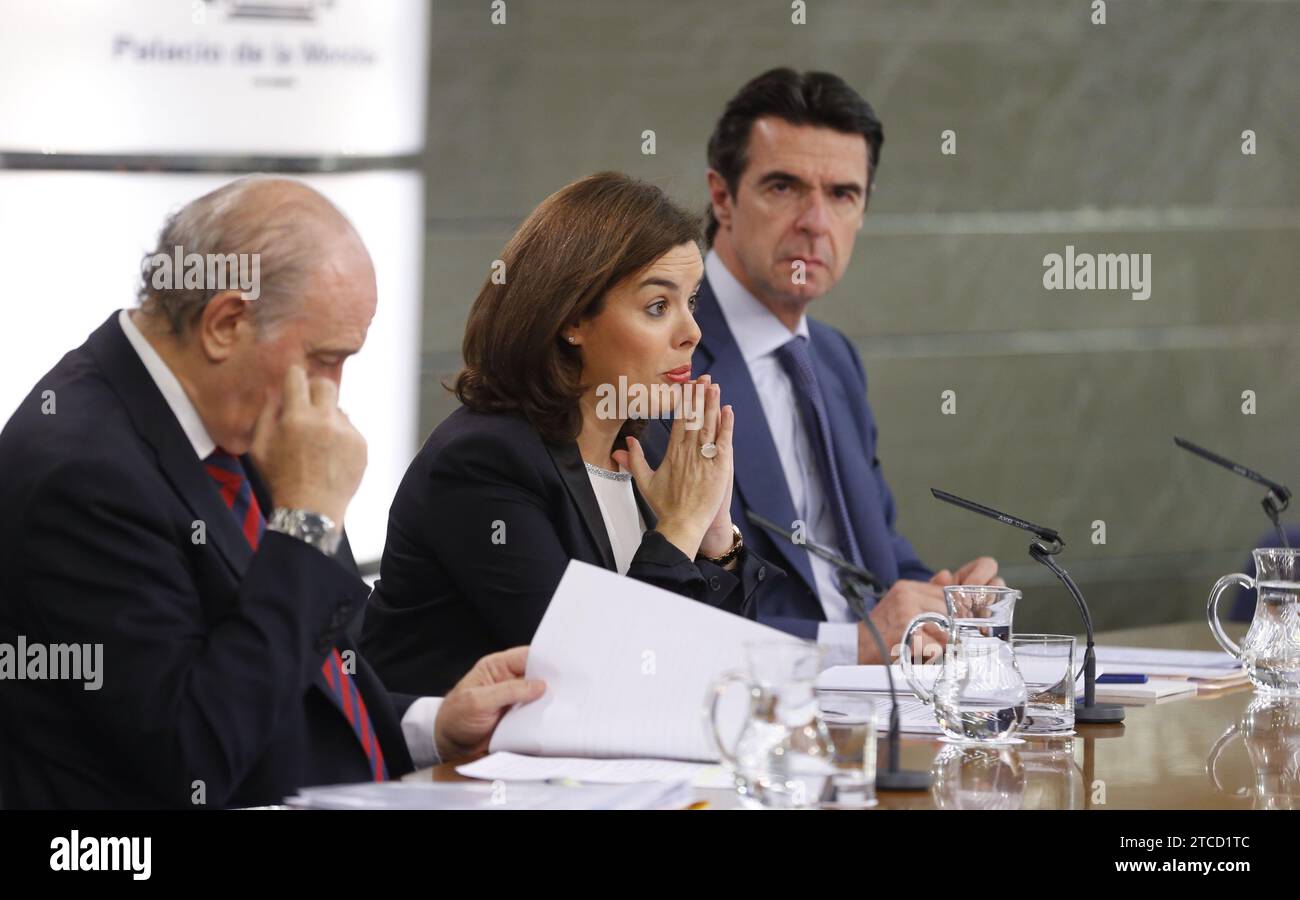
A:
[639,70,1003,665]
[0,177,544,808]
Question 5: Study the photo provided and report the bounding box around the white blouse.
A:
[584,462,647,575]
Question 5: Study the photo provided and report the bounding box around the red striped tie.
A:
[204,449,387,782]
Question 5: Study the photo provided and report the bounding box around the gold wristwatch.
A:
[701,524,744,568]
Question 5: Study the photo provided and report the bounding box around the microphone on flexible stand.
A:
[930,488,1125,725]
[1173,436,1291,548]
[745,509,931,791]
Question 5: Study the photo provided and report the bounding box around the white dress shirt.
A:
[704,254,861,666]
[585,462,647,575]
[117,309,444,768]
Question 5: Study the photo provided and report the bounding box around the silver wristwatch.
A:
[266,507,342,556]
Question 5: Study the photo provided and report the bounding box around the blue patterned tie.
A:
[775,336,862,568]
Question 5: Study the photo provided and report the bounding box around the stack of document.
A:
[287,780,694,810]
[1093,679,1199,702]
[819,647,1244,707]
[1094,646,1247,699]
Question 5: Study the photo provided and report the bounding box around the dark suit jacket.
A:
[641,277,931,639]
[360,406,782,696]
[0,313,415,809]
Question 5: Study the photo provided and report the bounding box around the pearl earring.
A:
[566,336,576,344]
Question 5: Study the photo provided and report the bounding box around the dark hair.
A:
[454,172,701,444]
[705,68,884,245]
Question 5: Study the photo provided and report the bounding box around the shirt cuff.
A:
[817,622,860,668]
[401,696,444,769]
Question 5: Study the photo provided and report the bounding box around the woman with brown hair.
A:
[361,172,782,696]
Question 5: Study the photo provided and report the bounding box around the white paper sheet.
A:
[1120,663,1248,682]
[488,560,805,762]
[287,780,693,810]
[818,694,943,735]
[1095,645,1239,672]
[1094,679,1200,701]
[818,665,928,694]
[457,751,734,788]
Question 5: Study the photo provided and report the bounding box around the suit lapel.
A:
[810,327,900,586]
[86,313,252,579]
[544,439,617,571]
[693,282,817,594]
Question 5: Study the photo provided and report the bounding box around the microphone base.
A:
[1076,702,1126,724]
[876,769,931,792]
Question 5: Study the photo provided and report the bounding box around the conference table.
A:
[413,619,1295,810]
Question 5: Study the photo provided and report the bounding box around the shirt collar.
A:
[705,249,809,364]
[117,309,217,460]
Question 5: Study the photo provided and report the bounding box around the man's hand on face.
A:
[433,646,546,764]
[250,365,367,525]
[856,557,1004,665]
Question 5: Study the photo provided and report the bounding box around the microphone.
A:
[744,509,931,791]
[929,488,1125,725]
[1173,436,1291,548]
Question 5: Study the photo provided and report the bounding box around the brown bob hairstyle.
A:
[454,171,701,444]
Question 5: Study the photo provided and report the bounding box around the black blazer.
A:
[361,406,784,696]
[0,313,415,809]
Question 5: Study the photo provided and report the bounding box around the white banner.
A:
[0,0,429,157]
